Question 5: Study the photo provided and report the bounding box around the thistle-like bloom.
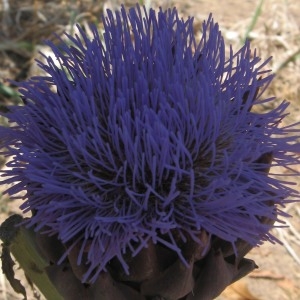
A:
[1,5,299,287]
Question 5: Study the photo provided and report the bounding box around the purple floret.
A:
[1,5,299,283]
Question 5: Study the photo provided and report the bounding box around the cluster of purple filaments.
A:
[1,5,299,282]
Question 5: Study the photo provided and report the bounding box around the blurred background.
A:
[0,0,299,299]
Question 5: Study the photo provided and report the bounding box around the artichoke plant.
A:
[1,4,299,300]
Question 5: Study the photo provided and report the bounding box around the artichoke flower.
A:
[1,5,299,300]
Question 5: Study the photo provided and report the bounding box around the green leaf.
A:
[0,215,64,300]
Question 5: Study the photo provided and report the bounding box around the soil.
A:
[0,1,299,299]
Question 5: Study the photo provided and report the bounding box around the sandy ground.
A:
[0,0,300,299]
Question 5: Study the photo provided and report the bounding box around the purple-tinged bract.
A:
[1,5,299,283]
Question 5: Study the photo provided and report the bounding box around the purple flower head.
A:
[1,5,299,283]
